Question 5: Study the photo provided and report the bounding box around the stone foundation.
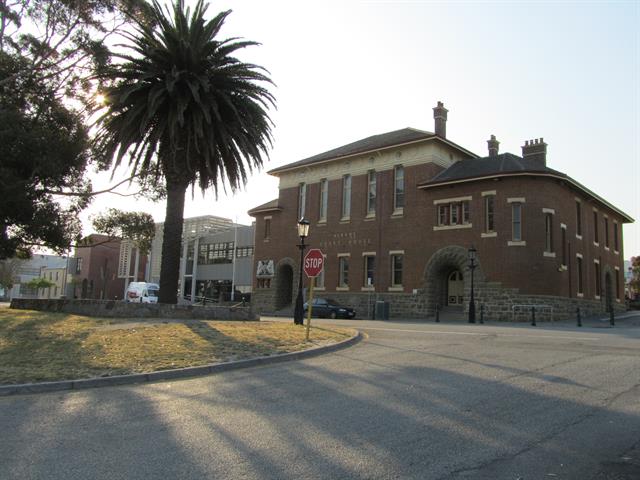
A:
[10,298,257,321]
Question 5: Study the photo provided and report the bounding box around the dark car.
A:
[304,298,356,319]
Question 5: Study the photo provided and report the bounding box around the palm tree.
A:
[94,0,274,304]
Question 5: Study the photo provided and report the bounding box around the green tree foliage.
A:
[630,256,640,299]
[0,258,20,291]
[25,277,55,290]
[91,208,156,253]
[0,0,152,258]
[94,0,275,303]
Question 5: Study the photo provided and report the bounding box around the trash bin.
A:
[374,300,390,320]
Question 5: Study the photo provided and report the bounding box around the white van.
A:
[126,282,160,303]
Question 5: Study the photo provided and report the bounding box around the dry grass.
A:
[0,309,354,385]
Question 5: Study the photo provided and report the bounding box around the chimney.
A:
[487,135,500,157]
[433,101,448,138]
[521,138,547,166]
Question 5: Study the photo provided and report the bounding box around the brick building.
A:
[73,234,147,300]
[249,102,633,320]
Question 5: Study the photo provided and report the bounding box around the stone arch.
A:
[275,258,295,311]
[422,245,485,317]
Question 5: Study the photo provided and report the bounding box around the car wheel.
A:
[330,311,337,319]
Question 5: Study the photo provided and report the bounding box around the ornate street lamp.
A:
[468,246,477,324]
[294,218,310,325]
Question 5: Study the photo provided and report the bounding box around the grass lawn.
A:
[0,309,354,385]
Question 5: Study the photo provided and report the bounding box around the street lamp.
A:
[468,246,477,324]
[294,218,310,325]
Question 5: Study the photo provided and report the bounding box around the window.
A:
[319,179,328,221]
[577,256,583,294]
[264,218,271,240]
[484,196,495,232]
[342,175,351,219]
[298,183,306,219]
[236,246,254,258]
[595,261,601,297]
[391,254,403,286]
[367,170,376,216]
[394,165,404,211]
[364,255,375,287]
[561,226,567,266]
[199,242,235,264]
[339,257,349,287]
[614,222,619,251]
[512,203,522,241]
[544,213,553,252]
[593,211,599,244]
[604,217,609,248]
[576,201,582,236]
[55,271,59,281]
[437,201,470,226]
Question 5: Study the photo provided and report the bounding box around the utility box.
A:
[374,301,390,320]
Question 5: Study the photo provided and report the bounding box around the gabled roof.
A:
[419,153,634,223]
[268,128,478,175]
[248,198,281,216]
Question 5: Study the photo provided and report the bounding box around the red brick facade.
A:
[249,110,631,320]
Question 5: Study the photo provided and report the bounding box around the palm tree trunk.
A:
[158,179,188,304]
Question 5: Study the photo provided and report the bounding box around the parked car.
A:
[126,282,159,303]
[303,297,356,319]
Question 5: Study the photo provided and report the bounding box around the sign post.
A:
[303,249,325,341]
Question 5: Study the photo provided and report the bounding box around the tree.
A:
[24,277,55,290]
[94,0,274,304]
[0,258,21,294]
[0,0,153,258]
[91,208,156,254]
[629,256,640,300]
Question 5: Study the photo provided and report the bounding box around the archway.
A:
[275,263,294,310]
[423,245,484,317]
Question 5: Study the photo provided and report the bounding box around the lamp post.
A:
[294,218,310,325]
[468,246,477,324]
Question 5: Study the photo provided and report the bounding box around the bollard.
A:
[480,304,484,324]
[435,304,440,323]
[610,308,615,327]
[576,307,582,327]
[531,306,536,326]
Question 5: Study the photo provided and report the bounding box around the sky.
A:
[83,0,640,258]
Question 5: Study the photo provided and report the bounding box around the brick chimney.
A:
[521,138,547,165]
[433,101,448,138]
[487,135,499,157]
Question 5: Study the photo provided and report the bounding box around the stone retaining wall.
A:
[10,298,257,321]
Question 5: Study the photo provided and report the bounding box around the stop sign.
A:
[304,249,325,277]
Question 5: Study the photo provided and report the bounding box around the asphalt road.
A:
[1,315,640,479]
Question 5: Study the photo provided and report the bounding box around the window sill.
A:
[433,223,472,231]
[314,287,325,291]
[481,232,497,238]
[508,240,527,246]
[576,234,582,240]
[392,208,404,216]
[365,213,376,220]
[316,220,327,226]
[595,295,601,300]
[614,250,620,255]
[543,251,556,258]
[263,238,270,243]
[577,293,584,298]
[593,242,599,247]
[388,286,404,292]
[361,287,375,292]
[336,286,349,291]
[604,246,610,251]
[559,264,567,271]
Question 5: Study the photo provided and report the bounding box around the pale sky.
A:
[83,0,640,258]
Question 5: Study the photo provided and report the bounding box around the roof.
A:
[248,199,281,216]
[419,153,634,223]
[268,128,478,175]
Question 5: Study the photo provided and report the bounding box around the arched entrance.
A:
[275,263,294,310]
[447,271,464,305]
[423,245,484,318]
[604,272,612,312]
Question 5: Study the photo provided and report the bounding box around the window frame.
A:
[484,195,495,232]
[367,170,377,216]
[391,254,403,287]
[394,165,404,212]
[338,256,349,288]
[341,175,351,219]
[512,203,522,242]
[364,255,375,287]
[298,183,306,219]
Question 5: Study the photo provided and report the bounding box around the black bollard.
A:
[610,308,615,327]
[435,304,440,323]
[531,306,536,326]
[576,307,582,327]
[480,304,484,324]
